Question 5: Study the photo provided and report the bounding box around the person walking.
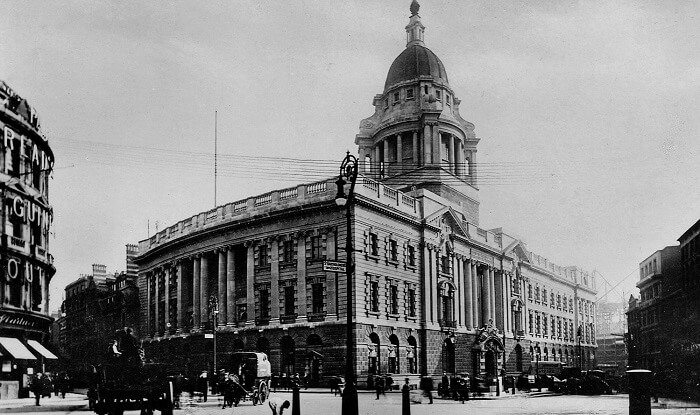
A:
[198,371,209,402]
[31,373,43,406]
[420,376,433,404]
[375,374,385,399]
[268,395,290,415]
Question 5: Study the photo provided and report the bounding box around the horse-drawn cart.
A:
[222,352,271,406]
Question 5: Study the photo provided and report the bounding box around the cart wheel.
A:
[258,381,269,403]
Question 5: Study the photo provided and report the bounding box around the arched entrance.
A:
[388,335,399,374]
[306,334,323,386]
[368,333,380,375]
[443,337,456,375]
[280,335,295,375]
[515,344,523,372]
[407,336,417,374]
[472,326,504,380]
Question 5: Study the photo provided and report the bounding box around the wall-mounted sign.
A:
[2,126,53,170]
[322,260,346,273]
[6,193,52,229]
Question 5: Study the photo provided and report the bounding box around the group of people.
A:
[29,372,70,406]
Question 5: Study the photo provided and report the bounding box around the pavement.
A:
[0,394,87,412]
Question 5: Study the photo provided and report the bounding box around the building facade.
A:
[57,245,140,377]
[135,1,597,388]
[0,81,56,398]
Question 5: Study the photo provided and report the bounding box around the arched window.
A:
[388,334,399,374]
[368,333,380,375]
[407,336,417,374]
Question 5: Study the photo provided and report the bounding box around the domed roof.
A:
[384,44,449,90]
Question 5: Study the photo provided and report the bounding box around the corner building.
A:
[135,1,597,387]
[0,82,56,398]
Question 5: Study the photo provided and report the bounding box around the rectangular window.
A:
[390,285,398,314]
[407,245,416,266]
[535,286,540,302]
[406,88,414,100]
[441,256,450,274]
[311,235,323,259]
[562,296,567,312]
[369,233,379,256]
[259,289,270,319]
[543,313,548,337]
[550,292,555,308]
[446,94,451,105]
[258,244,268,267]
[312,283,324,314]
[284,286,295,316]
[408,288,416,317]
[435,89,441,100]
[528,284,533,301]
[557,295,561,310]
[542,289,548,305]
[389,240,398,262]
[282,240,295,263]
[393,91,400,103]
[370,281,379,312]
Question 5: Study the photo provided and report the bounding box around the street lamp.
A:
[209,295,219,374]
[335,151,359,415]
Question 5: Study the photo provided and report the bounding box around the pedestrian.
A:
[59,373,70,399]
[31,373,43,406]
[375,374,385,399]
[198,371,209,402]
[420,376,433,404]
[268,395,291,415]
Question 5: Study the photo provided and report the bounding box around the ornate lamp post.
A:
[335,151,359,415]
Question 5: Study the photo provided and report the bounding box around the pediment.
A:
[424,206,467,238]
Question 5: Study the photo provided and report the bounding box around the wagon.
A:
[93,363,176,415]
[224,352,271,406]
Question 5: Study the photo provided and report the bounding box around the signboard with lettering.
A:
[323,260,346,273]
[0,310,51,332]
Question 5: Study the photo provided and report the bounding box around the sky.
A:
[1,0,697,312]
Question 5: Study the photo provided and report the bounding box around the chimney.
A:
[92,264,107,278]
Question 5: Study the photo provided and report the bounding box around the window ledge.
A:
[405,264,417,271]
[387,312,400,319]
[387,259,399,266]
[367,310,380,317]
[365,253,380,262]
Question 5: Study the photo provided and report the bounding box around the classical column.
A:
[218,250,227,326]
[154,269,160,336]
[494,270,503,331]
[471,262,478,328]
[412,131,418,166]
[164,267,171,334]
[146,272,152,336]
[432,125,440,164]
[448,135,455,174]
[296,235,307,319]
[176,260,183,333]
[41,269,49,313]
[423,124,431,164]
[396,133,403,171]
[270,240,280,320]
[422,244,432,325]
[455,255,462,327]
[465,260,473,330]
[431,248,438,324]
[226,248,236,324]
[192,256,201,328]
[326,231,337,317]
[200,254,210,326]
[471,150,478,184]
[374,146,381,178]
[490,268,497,324]
[383,139,390,176]
[455,139,463,176]
[246,243,255,324]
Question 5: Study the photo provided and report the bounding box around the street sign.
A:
[204,333,214,339]
[323,260,346,273]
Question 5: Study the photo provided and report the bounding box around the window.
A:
[393,91,400,104]
[282,240,295,263]
[569,298,573,312]
[528,284,533,301]
[408,288,416,317]
[259,289,270,320]
[312,283,324,314]
[369,233,379,256]
[557,295,561,310]
[528,311,533,334]
[284,286,295,317]
[311,235,323,259]
[535,285,540,302]
[435,89,441,100]
[257,244,268,267]
[390,285,399,314]
[542,289,548,305]
[407,245,416,267]
[562,295,567,312]
[543,313,548,337]
[370,281,379,312]
[536,312,541,336]
[9,214,23,239]
[384,98,389,109]
[424,85,429,95]
[446,94,451,105]
[389,240,398,262]
[406,88,414,100]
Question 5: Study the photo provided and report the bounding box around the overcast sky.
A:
[1,0,697,312]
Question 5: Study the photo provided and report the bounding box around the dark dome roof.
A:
[384,44,448,90]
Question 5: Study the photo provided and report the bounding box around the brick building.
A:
[57,245,139,375]
[135,1,597,388]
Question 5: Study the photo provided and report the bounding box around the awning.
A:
[27,340,58,359]
[0,337,36,360]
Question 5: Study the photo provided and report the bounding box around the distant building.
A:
[57,245,139,375]
[627,220,700,401]
[594,300,627,376]
[0,81,57,399]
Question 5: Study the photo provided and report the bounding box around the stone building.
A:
[0,81,56,398]
[58,245,139,375]
[135,1,597,388]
